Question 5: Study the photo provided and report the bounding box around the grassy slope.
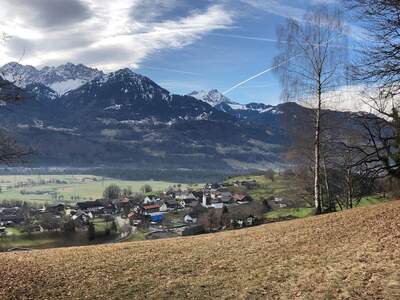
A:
[225,174,293,201]
[1,200,400,299]
[226,174,388,222]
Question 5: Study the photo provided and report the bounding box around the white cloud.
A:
[240,0,306,21]
[300,85,399,118]
[240,0,366,41]
[0,0,234,70]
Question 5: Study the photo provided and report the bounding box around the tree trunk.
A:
[314,94,322,214]
[322,157,335,212]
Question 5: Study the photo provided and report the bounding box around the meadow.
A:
[1,200,399,299]
[226,173,388,222]
[0,174,189,205]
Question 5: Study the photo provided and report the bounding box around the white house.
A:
[159,202,168,212]
[184,214,197,224]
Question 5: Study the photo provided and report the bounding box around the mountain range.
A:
[0,62,359,171]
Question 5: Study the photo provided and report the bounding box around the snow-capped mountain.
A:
[188,89,276,113]
[0,62,103,95]
[60,68,231,124]
[0,62,369,170]
[189,89,238,106]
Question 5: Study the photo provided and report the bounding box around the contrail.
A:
[209,33,280,43]
[222,56,298,95]
[222,31,347,95]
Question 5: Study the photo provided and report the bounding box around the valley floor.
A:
[1,201,400,299]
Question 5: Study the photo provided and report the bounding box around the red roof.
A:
[143,204,160,210]
[232,194,248,201]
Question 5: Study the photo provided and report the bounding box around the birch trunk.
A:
[314,92,322,214]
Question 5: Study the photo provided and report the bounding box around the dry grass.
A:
[1,201,400,299]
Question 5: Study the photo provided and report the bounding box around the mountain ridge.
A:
[0,62,365,170]
[0,62,103,95]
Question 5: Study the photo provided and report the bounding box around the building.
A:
[232,194,253,203]
[76,200,104,214]
[142,204,160,215]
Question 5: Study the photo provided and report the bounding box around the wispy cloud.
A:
[137,65,201,76]
[240,0,366,41]
[240,0,306,21]
[0,0,234,70]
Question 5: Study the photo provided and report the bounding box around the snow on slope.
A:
[0,62,103,95]
[189,89,272,112]
[189,89,238,106]
[49,79,88,95]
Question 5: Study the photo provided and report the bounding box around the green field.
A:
[0,174,187,205]
[264,207,315,221]
[226,174,389,221]
[225,174,300,202]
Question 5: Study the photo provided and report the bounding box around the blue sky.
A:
[0,0,350,105]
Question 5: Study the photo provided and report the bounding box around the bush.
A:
[140,184,152,193]
[103,184,121,200]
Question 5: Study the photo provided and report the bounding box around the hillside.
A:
[1,201,399,299]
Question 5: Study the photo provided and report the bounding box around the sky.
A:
[0,0,354,105]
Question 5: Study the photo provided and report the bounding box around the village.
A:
[0,179,270,250]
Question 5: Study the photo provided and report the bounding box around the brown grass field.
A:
[1,200,400,299]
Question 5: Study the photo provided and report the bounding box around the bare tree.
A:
[274,6,347,213]
[349,0,400,178]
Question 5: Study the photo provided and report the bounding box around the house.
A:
[185,202,208,224]
[209,201,224,209]
[76,200,104,214]
[205,183,222,190]
[184,214,197,224]
[165,199,178,210]
[175,192,198,201]
[71,211,93,224]
[143,195,159,205]
[177,193,199,207]
[45,204,65,215]
[232,194,253,203]
[0,208,24,225]
[142,204,160,215]
[159,202,168,212]
[218,191,233,203]
[113,197,131,214]
[186,200,200,208]
[241,180,259,189]
[225,202,263,228]
[192,190,204,200]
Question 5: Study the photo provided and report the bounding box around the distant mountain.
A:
[60,69,233,127]
[0,63,367,171]
[187,89,286,125]
[0,62,103,95]
[189,89,237,106]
